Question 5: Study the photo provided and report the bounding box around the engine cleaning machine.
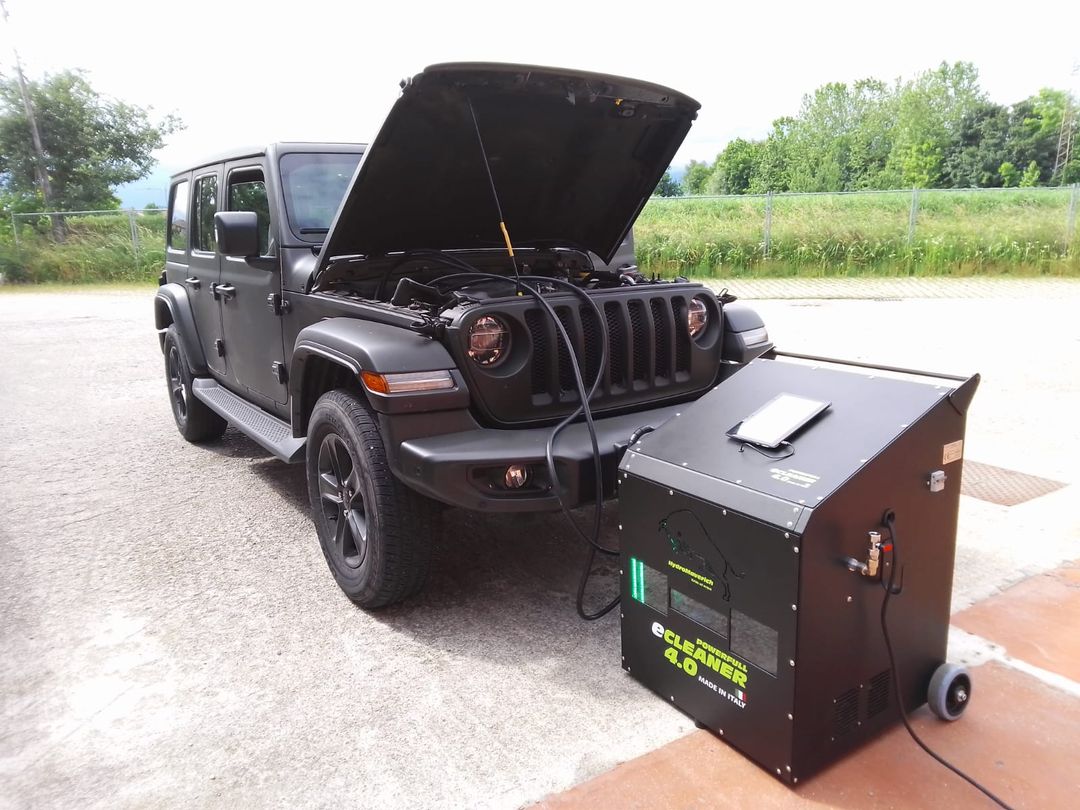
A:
[618,354,979,783]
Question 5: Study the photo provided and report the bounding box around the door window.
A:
[192,174,219,253]
[168,180,190,251]
[227,169,271,256]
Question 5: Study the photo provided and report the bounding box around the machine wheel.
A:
[306,389,440,608]
[927,662,971,721]
[163,326,227,442]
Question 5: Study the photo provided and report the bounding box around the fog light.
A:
[504,464,529,489]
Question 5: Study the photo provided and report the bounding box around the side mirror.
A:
[215,211,259,257]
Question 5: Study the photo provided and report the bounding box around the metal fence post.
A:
[763,192,774,259]
[128,208,140,273]
[907,187,920,245]
[1067,184,1079,253]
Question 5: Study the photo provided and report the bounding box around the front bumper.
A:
[392,403,685,512]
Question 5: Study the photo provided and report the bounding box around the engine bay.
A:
[312,247,688,320]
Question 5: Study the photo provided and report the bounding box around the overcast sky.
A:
[2,0,1079,189]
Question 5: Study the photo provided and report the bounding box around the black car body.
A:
[155,63,772,606]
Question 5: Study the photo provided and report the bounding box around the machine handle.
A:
[183,276,201,290]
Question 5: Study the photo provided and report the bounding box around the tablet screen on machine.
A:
[728,393,830,449]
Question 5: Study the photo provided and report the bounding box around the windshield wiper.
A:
[300,227,329,234]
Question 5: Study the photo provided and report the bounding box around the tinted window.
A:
[192,174,218,252]
[168,180,190,250]
[228,169,271,256]
[279,152,362,240]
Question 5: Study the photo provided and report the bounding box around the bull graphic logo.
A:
[659,509,745,602]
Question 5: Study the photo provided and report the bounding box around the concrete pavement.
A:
[1,279,1078,808]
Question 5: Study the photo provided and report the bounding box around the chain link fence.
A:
[637,184,1080,275]
[2,185,1078,283]
[3,208,166,283]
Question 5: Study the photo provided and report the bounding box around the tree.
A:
[707,138,760,194]
[1019,160,1041,187]
[0,70,180,216]
[883,62,986,188]
[682,160,712,195]
[941,102,1011,187]
[653,171,681,197]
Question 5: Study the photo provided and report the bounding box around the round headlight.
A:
[468,315,510,366]
[687,297,709,339]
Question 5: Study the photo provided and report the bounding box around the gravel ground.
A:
[1,285,1077,809]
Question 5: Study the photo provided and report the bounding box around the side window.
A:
[192,174,219,253]
[168,180,190,251]
[228,169,271,256]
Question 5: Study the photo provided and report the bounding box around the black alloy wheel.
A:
[316,433,368,570]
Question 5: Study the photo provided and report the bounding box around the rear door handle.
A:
[184,276,201,290]
[212,283,236,301]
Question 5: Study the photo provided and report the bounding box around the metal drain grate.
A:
[961,461,1067,507]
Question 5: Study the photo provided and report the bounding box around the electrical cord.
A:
[423,268,621,619]
[879,514,1015,810]
[737,440,795,460]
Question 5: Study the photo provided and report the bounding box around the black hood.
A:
[317,63,699,274]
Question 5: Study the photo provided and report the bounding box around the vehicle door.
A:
[217,162,288,408]
[172,171,227,376]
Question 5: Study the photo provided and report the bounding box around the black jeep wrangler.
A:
[155,63,772,608]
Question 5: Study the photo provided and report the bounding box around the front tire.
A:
[306,389,440,608]
[163,325,227,443]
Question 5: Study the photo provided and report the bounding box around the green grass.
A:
[1,189,1078,284]
[0,212,166,284]
[635,188,1079,277]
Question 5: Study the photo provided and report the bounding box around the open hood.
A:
[317,63,699,275]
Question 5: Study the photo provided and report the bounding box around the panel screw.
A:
[719,729,724,735]
[791,604,797,611]
[784,532,790,539]
[846,596,853,603]
[787,713,793,720]
[776,769,782,776]
[789,659,795,667]
[618,524,623,531]
[793,546,800,554]
[786,766,791,773]
[722,509,727,516]
[669,490,674,496]
[669,696,675,702]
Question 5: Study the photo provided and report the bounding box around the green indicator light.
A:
[630,557,639,601]
[637,559,646,603]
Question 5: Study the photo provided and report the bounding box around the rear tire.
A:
[163,325,227,443]
[306,389,440,608]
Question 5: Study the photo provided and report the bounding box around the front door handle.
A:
[184,276,201,290]
[212,283,236,301]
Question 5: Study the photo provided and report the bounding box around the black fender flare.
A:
[154,284,208,374]
[290,317,469,430]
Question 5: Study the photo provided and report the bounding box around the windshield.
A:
[279,151,364,241]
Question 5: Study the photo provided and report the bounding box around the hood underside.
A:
[317,63,699,275]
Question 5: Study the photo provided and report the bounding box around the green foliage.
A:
[634,189,1078,278]
[998,162,1019,187]
[0,70,181,211]
[1020,160,1041,187]
[1,212,166,283]
[679,61,1076,195]
[707,138,759,194]
[682,160,712,195]
[653,171,681,197]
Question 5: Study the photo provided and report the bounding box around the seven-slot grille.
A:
[524,295,693,401]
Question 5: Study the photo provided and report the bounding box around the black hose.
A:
[879,515,1015,810]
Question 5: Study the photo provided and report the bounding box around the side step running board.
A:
[191,378,306,463]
